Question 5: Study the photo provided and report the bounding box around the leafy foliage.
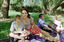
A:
[12,5,21,11]
[22,5,42,12]
[0,0,3,9]
[61,3,64,9]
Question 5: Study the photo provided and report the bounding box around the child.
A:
[37,14,48,29]
[53,15,64,33]
[9,15,30,41]
[37,14,53,34]
[10,15,25,32]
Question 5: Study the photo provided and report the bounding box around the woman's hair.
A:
[56,14,61,20]
[14,15,21,21]
[20,8,30,18]
[39,14,44,18]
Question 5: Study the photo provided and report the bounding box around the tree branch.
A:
[51,0,64,13]
[43,0,48,10]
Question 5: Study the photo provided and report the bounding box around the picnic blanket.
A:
[60,31,64,42]
[10,32,64,42]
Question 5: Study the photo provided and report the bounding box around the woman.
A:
[20,8,59,42]
[21,8,34,30]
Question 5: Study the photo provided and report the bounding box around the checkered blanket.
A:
[18,32,64,42]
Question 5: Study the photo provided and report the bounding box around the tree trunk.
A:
[51,0,64,14]
[55,10,64,14]
[42,0,64,15]
[20,0,22,9]
[1,0,10,18]
[41,0,48,14]
[48,0,53,15]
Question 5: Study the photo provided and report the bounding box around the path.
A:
[0,18,14,22]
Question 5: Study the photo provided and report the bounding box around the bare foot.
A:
[39,33,45,38]
[54,33,59,41]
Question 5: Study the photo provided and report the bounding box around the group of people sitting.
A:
[9,8,64,42]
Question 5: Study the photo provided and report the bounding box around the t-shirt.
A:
[37,18,47,28]
[53,20,62,29]
[10,21,25,32]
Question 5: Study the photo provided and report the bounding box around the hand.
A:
[24,29,26,31]
[31,25,34,31]
[44,25,49,29]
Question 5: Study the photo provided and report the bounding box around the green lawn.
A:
[0,22,11,39]
[0,11,64,39]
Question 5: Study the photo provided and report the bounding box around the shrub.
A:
[22,5,42,12]
[12,4,21,11]
[11,5,42,12]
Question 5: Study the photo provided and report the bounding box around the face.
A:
[22,10,28,18]
[41,15,44,19]
[16,20,21,25]
[56,16,61,21]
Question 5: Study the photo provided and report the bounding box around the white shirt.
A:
[53,20,62,29]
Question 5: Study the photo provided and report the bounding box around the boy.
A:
[10,15,30,42]
[37,14,52,33]
[10,15,25,32]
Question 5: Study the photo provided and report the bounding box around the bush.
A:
[22,5,42,12]
[12,5,21,11]
[11,5,42,12]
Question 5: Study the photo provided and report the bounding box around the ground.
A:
[0,10,64,39]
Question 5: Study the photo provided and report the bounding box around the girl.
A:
[53,15,64,33]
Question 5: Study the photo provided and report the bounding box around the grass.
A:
[0,11,64,39]
[0,22,11,39]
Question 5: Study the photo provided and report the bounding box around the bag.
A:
[28,24,42,35]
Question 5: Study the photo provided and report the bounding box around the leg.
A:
[10,37,14,42]
[41,27,52,33]
[9,33,24,39]
[39,30,59,41]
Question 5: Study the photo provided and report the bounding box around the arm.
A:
[10,22,15,33]
[31,22,34,31]
[13,31,23,33]
[44,25,49,29]
[30,17,34,29]
[60,22,63,28]
[39,20,49,29]
[9,33,25,39]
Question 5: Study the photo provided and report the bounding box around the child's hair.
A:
[56,14,61,20]
[14,15,21,21]
[39,14,44,18]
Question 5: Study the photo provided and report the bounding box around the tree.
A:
[1,0,10,18]
[51,0,64,14]
[0,0,3,10]
[10,0,23,11]
[41,0,64,14]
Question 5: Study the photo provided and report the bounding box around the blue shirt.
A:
[37,18,47,28]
